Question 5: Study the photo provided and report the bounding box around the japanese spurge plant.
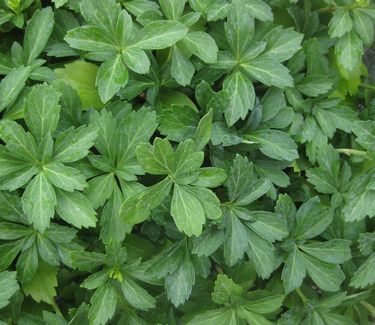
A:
[0,0,375,324]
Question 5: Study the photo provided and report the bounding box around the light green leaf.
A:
[89,283,117,325]
[353,9,374,46]
[262,27,303,62]
[132,20,188,50]
[53,125,98,163]
[328,8,353,38]
[22,172,56,233]
[84,173,114,209]
[181,31,218,63]
[16,244,39,284]
[23,261,58,304]
[299,239,351,264]
[165,244,195,306]
[350,253,375,289]
[43,162,87,192]
[212,274,243,305]
[247,211,288,242]
[237,309,274,325]
[302,253,345,292]
[0,271,19,309]
[96,54,128,103]
[55,189,97,229]
[24,84,61,141]
[294,197,333,240]
[335,30,364,73]
[120,277,156,310]
[187,308,237,325]
[80,0,120,31]
[244,0,273,22]
[223,71,255,127]
[282,245,306,294]
[65,26,118,53]
[160,0,186,20]
[246,129,298,161]
[24,7,55,64]
[0,66,31,112]
[241,56,293,88]
[0,119,38,162]
[245,228,275,279]
[171,45,195,86]
[171,184,205,237]
[122,47,150,74]
[191,109,213,151]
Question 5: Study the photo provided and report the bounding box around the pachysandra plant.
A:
[0,0,375,324]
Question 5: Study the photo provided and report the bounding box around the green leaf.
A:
[55,189,97,229]
[80,0,120,31]
[245,227,275,279]
[247,211,288,242]
[17,244,39,284]
[122,47,150,75]
[136,138,174,175]
[64,26,117,53]
[241,56,294,88]
[171,184,205,237]
[24,7,55,64]
[88,283,117,325]
[132,20,188,50]
[299,239,351,264]
[352,120,375,152]
[191,109,213,151]
[243,0,273,22]
[302,252,345,292]
[23,261,58,304]
[241,291,283,314]
[96,54,128,103]
[237,309,274,325]
[246,129,298,161]
[55,61,102,110]
[0,119,38,161]
[22,172,56,233]
[350,253,375,289]
[187,308,237,325]
[0,66,31,112]
[335,30,364,73]
[159,0,186,20]
[223,71,255,127]
[165,244,195,306]
[53,125,98,163]
[24,84,61,141]
[211,274,243,305]
[171,45,195,86]
[282,245,306,294]
[0,271,19,309]
[262,27,303,62]
[352,9,374,46]
[181,31,218,63]
[159,105,199,142]
[328,8,353,38]
[294,197,333,240]
[343,171,375,222]
[43,162,87,192]
[120,277,156,310]
[84,173,114,209]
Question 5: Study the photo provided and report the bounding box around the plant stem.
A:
[295,288,308,304]
[316,6,336,13]
[51,300,63,317]
[361,301,375,318]
[360,84,375,91]
[242,140,256,145]
[336,148,368,157]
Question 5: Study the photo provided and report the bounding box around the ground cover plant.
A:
[0,0,375,324]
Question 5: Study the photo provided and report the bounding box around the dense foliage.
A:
[0,0,375,324]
